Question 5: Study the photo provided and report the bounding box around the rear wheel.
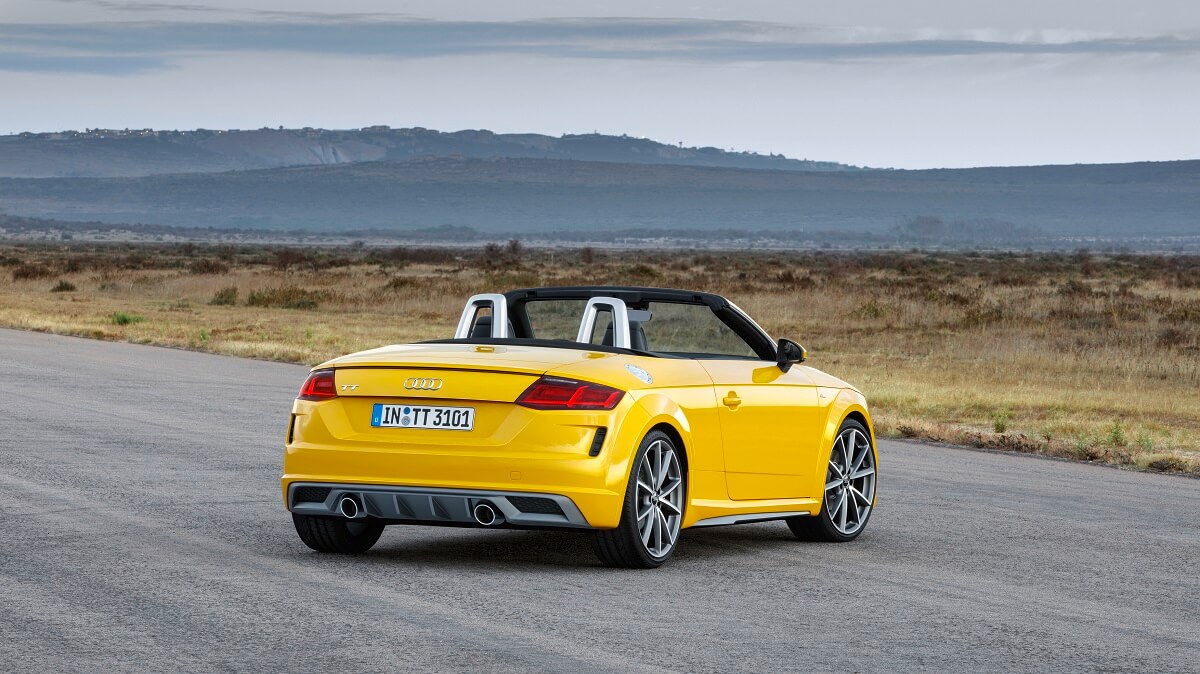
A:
[590,430,686,568]
[788,419,876,542]
[292,513,384,553]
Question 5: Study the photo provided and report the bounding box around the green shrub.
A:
[246,286,329,310]
[110,311,145,326]
[991,410,1010,434]
[50,280,77,293]
[209,286,238,306]
[1135,430,1154,452]
[1072,434,1092,454]
[1106,421,1127,447]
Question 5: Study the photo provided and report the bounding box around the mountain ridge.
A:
[2,155,1196,238]
[0,126,857,178]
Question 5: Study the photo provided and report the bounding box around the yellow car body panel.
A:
[282,343,876,530]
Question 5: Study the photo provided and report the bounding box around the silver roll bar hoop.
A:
[453,293,510,339]
[576,297,631,349]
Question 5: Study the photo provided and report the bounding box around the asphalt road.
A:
[1,328,1198,673]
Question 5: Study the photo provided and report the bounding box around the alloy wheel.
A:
[823,427,876,535]
[635,439,684,558]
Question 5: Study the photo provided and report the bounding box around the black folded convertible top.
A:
[504,286,727,311]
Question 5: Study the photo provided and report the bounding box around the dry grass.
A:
[2,242,1198,475]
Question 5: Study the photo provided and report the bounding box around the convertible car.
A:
[283,286,876,568]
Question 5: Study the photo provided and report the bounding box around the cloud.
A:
[49,0,413,21]
[0,18,1197,75]
[0,50,164,74]
[50,0,222,14]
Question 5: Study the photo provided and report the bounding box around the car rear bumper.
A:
[283,396,658,528]
[287,482,595,529]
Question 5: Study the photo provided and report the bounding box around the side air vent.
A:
[508,496,565,516]
[588,427,608,457]
[292,486,332,506]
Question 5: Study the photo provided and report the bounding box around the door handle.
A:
[722,391,742,409]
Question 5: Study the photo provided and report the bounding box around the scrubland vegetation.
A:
[2,242,1198,475]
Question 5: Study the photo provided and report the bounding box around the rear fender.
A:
[624,392,730,526]
[600,396,687,494]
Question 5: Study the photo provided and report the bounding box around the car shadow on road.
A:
[296,520,827,571]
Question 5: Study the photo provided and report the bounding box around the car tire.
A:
[787,418,877,542]
[292,513,385,554]
[590,430,686,569]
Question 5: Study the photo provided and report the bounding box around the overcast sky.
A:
[2,0,1198,168]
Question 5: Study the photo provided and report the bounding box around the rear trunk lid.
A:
[324,343,591,374]
[325,343,593,402]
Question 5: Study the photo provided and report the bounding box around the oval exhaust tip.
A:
[473,502,499,526]
[338,496,360,519]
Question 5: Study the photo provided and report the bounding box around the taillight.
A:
[516,376,624,410]
[298,369,337,401]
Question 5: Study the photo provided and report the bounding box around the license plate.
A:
[371,403,475,430]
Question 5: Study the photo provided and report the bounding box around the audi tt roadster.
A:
[283,287,877,568]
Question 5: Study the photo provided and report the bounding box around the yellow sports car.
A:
[283,287,877,568]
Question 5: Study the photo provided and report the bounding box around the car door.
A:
[700,360,825,501]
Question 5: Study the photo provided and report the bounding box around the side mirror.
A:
[776,338,807,372]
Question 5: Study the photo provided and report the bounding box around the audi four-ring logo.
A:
[404,377,444,391]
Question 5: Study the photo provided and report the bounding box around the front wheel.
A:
[293,513,385,553]
[787,418,876,542]
[590,430,686,568]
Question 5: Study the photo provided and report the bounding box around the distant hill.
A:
[1,156,1197,239]
[0,127,856,178]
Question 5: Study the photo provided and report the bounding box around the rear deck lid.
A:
[324,343,606,402]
